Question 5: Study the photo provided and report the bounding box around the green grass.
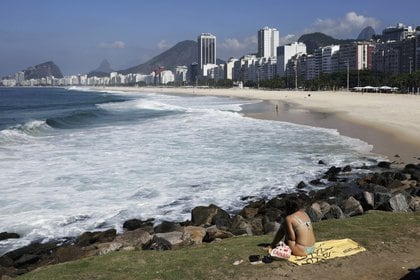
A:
[18,211,420,280]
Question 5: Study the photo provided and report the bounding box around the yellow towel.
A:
[288,238,366,265]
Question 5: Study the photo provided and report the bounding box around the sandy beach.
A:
[99,86,420,163]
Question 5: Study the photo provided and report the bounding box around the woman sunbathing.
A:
[269,199,316,256]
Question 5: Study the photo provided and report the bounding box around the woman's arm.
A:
[285,216,296,242]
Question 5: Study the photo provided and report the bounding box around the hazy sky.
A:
[1,0,419,76]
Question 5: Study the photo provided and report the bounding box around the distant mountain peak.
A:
[95,59,114,73]
[24,61,63,79]
[121,40,198,74]
[87,59,114,77]
[357,26,376,41]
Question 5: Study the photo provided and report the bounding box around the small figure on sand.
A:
[268,199,316,256]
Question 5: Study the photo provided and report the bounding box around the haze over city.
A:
[1,0,419,76]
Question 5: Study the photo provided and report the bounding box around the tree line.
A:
[247,70,420,92]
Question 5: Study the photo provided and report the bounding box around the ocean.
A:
[0,87,380,255]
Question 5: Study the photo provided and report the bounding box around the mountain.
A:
[298,32,354,54]
[24,61,63,79]
[88,59,114,77]
[357,26,376,41]
[120,40,198,74]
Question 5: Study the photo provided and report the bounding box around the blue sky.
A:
[1,0,419,76]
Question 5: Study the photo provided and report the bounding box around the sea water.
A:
[0,87,380,255]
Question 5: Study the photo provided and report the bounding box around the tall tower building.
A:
[416,26,420,71]
[258,27,280,58]
[198,33,216,70]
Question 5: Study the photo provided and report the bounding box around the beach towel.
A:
[288,238,366,265]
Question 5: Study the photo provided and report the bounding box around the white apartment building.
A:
[15,71,25,85]
[158,70,175,85]
[225,57,238,80]
[277,42,307,77]
[175,66,188,84]
[198,33,216,71]
[258,27,280,58]
[321,45,340,73]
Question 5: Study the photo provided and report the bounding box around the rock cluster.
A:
[1,162,419,278]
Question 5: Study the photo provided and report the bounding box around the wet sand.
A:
[243,100,420,164]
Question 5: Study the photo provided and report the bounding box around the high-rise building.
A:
[277,42,307,77]
[382,23,415,42]
[338,42,375,72]
[415,27,420,71]
[258,27,280,58]
[198,33,216,70]
[321,45,340,73]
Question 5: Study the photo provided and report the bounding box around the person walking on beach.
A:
[269,200,316,256]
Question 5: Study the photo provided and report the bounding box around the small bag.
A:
[269,241,291,259]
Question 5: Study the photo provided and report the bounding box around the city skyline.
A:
[1,0,419,77]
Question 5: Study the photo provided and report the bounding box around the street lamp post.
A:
[295,59,298,91]
[346,59,349,91]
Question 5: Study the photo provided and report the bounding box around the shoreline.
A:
[94,86,420,164]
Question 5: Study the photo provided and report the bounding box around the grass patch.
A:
[19,211,420,280]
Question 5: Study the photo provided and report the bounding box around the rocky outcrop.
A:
[1,161,419,278]
[0,232,19,241]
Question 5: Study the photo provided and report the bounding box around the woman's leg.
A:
[285,240,307,256]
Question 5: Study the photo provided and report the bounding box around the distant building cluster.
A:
[1,23,419,88]
[1,70,175,87]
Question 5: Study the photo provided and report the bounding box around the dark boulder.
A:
[313,183,360,203]
[114,229,152,249]
[262,208,283,222]
[324,166,342,177]
[14,254,40,268]
[371,172,402,189]
[307,202,323,222]
[4,241,59,262]
[123,218,154,233]
[154,221,181,233]
[54,245,86,263]
[324,204,345,219]
[76,229,116,247]
[248,217,264,235]
[191,204,232,230]
[388,193,409,212]
[0,232,20,241]
[342,165,352,173]
[374,192,392,210]
[146,235,172,251]
[359,191,375,211]
[204,226,234,242]
[229,215,252,236]
[377,161,391,169]
[341,197,364,217]
[309,178,324,186]
[246,199,265,209]
[266,197,284,209]
[296,181,307,189]
[0,256,14,267]
[403,163,420,181]
[239,207,259,219]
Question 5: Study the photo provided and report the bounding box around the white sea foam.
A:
[0,91,383,255]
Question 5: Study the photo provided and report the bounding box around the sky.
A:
[1,0,419,77]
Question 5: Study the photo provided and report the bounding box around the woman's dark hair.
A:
[285,199,302,215]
